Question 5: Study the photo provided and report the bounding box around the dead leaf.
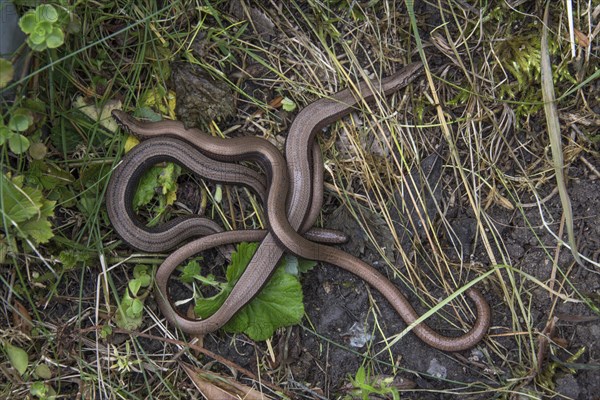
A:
[180,362,273,400]
[12,300,33,335]
[574,29,589,47]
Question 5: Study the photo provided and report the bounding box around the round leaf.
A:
[9,134,31,154]
[34,363,52,379]
[29,142,48,160]
[46,28,64,49]
[36,4,58,23]
[18,12,38,34]
[29,32,46,46]
[4,343,29,376]
[0,58,15,89]
[8,113,33,132]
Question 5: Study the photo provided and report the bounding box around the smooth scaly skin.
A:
[107,62,491,351]
[106,137,346,251]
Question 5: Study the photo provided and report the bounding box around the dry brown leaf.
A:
[12,300,33,335]
[180,362,273,400]
[574,29,590,47]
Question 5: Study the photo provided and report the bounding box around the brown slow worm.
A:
[107,62,491,351]
[106,136,346,252]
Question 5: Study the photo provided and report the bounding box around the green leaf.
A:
[133,162,181,224]
[4,343,29,376]
[46,27,64,49]
[355,365,366,384]
[18,11,38,34]
[30,30,46,45]
[127,298,144,318]
[30,381,48,397]
[0,126,14,144]
[8,112,33,132]
[20,217,54,244]
[36,4,58,23]
[0,174,41,225]
[38,21,53,35]
[100,325,113,339]
[180,260,201,283]
[194,242,304,341]
[133,265,152,287]
[0,175,55,244]
[115,293,143,330]
[223,266,304,340]
[298,258,317,274]
[128,278,142,297]
[34,364,52,379]
[59,249,91,269]
[281,97,296,112]
[157,162,180,197]
[8,134,30,154]
[133,106,163,122]
[0,58,14,89]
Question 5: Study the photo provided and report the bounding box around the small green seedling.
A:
[18,5,66,51]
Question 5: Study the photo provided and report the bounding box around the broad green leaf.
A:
[133,162,181,214]
[34,364,52,379]
[128,278,142,297]
[8,112,33,132]
[0,175,41,225]
[20,217,54,243]
[9,134,31,154]
[0,59,14,89]
[0,175,55,244]
[195,242,304,341]
[133,166,162,208]
[30,30,46,45]
[18,12,37,34]
[46,27,64,49]
[4,343,29,376]
[226,242,258,282]
[223,266,304,340]
[37,4,58,23]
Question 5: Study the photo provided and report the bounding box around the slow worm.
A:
[107,62,491,351]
